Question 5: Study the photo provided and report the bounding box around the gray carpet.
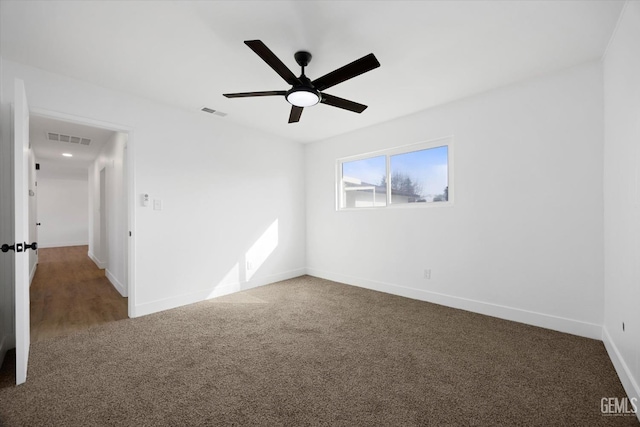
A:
[0,275,637,426]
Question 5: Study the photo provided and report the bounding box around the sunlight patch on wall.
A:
[206,219,279,299]
[245,219,278,281]
[208,262,240,299]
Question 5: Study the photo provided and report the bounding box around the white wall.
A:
[603,0,640,410]
[37,176,89,248]
[0,59,306,317]
[88,132,127,296]
[306,61,604,339]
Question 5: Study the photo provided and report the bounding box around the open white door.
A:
[14,79,31,385]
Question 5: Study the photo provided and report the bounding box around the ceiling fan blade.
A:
[312,53,380,91]
[288,106,303,123]
[223,90,285,98]
[320,93,368,113]
[245,40,301,86]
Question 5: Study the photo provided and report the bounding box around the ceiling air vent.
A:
[201,107,227,117]
[47,132,91,146]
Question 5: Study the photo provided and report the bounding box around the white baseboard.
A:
[106,269,127,298]
[602,327,640,422]
[133,268,306,318]
[29,262,37,285]
[87,251,106,269]
[39,241,88,249]
[306,268,602,340]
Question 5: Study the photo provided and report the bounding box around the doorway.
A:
[0,90,136,384]
[28,110,134,333]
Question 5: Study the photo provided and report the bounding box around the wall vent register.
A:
[47,132,91,145]
[201,107,228,117]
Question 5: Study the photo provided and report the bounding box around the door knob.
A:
[24,242,38,251]
[36,223,41,226]
[1,243,15,253]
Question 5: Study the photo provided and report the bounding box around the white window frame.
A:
[336,136,454,211]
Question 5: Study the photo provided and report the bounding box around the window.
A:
[338,138,451,210]
[341,156,387,208]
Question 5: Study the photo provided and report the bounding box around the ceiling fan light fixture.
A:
[286,87,320,107]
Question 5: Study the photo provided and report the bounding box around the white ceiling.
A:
[0,0,625,144]
[30,114,114,179]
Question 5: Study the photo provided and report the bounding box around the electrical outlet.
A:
[246,261,253,271]
[424,269,431,279]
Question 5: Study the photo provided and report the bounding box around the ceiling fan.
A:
[223,40,380,124]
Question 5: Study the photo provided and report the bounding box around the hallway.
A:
[30,245,128,342]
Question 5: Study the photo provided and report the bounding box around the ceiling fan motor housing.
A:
[286,52,321,107]
[294,51,312,67]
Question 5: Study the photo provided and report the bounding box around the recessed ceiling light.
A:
[62,153,73,157]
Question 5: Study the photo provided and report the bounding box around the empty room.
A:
[0,1,638,425]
